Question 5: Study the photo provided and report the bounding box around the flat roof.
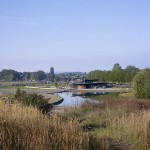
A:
[73,82,107,85]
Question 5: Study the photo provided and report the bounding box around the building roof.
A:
[73,82,107,86]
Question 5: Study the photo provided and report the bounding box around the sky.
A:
[0,0,150,73]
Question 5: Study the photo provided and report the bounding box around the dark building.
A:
[73,79,108,89]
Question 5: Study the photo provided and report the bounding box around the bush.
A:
[15,88,49,112]
[132,68,150,99]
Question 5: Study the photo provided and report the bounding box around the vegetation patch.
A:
[60,95,150,149]
[0,102,88,150]
[15,88,50,113]
[133,68,150,99]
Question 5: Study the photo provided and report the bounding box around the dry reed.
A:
[0,101,88,150]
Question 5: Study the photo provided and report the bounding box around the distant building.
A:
[73,79,108,89]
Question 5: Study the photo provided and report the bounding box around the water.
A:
[57,92,85,106]
[56,92,108,106]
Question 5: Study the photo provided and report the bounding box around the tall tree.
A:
[50,67,55,82]
[125,65,139,72]
[36,71,46,81]
[0,69,20,81]
[132,68,150,99]
[112,63,122,71]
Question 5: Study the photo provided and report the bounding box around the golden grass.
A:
[92,100,150,149]
[62,98,150,149]
[0,102,88,150]
[108,109,150,149]
[0,94,9,97]
[1,95,150,150]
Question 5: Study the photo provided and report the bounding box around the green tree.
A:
[132,68,150,99]
[30,72,36,81]
[125,65,139,72]
[87,64,139,83]
[50,67,55,82]
[30,71,46,81]
[36,70,46,81]
[23,72,31,80]
[0,69,20,81]
[112,63,122,71]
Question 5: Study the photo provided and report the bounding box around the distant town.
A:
[0,63,139,90]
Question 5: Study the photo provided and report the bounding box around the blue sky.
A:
[0,0,150,72]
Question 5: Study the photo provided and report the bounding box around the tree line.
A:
[0,68,86,82]
[87,63,140,83]
[0,64,140,83]
[0,69,54,82]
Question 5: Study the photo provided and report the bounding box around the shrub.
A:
[132,68,150,99]
[15,88,49,112]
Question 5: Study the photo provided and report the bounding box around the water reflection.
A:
[56,92,108,107]
[57,92,85,106]
[72,92,109,97]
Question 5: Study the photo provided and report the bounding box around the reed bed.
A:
[0,101,88,150]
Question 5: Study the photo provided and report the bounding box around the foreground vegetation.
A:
[0,101,88,150]
[61,95,150,149]
[15,88,50,113]
[1,89,150,149]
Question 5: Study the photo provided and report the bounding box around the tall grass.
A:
[108,109,150,149]
[0,101,88,150]
[94,99,150,149]
[1,95,150,149]
[62,98,150,149]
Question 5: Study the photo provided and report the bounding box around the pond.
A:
[56,92,85,106]
[56,92,108,106]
